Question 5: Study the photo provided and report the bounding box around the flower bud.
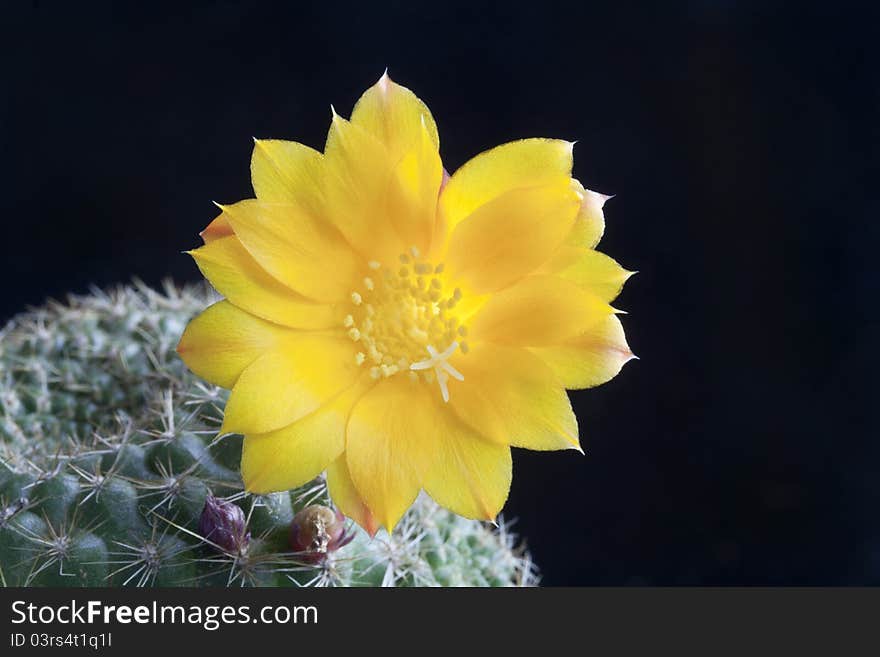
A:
[198,494,250,553]
[289,505,353,563]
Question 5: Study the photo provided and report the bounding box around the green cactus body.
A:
[0,282,537,587]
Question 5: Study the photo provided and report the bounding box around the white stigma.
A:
[410,342,464,403]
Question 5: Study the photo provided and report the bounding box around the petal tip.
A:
[378,68,391,89]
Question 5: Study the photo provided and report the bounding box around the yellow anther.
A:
[343,251,468,396]
[458,325,468,337]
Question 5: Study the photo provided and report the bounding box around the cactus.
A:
[0,281,537,587]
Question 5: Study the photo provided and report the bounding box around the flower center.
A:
[344,247,469,402]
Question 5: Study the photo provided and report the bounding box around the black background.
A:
[2,1,877,585]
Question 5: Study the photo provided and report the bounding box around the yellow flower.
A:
[177,73,635,535]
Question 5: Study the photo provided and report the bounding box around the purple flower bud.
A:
[290,505,354,564]
[198,495,250,553]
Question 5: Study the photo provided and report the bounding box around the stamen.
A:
[343,251,469,396]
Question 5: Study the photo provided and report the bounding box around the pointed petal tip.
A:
[378,68,391,89]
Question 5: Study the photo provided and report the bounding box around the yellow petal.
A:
[326,455,379,537]
[386,118,443,255]
[176,300,295,389]
[221,199,361,303]
[422,424,512,522]
[563,179,608,249]
[539,247,634,302]
[200,211,234,243]
[222,335,359,434]
[345,377,431,531]
[241,378,371,494]
[322,113,403,261]
[529,314,636,389]
[188,236,337,329]
[250,139,324,217]
[445,181,580,293]
[439,138,574,235]
[350,72,440,160]
[449,343,580,451]
[345,376,512,529]
[470,275,614,346]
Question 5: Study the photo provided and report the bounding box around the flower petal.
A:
[564,179,609,249]
[176,300,295,389]
[322,113,404,261]
[445,181,580,293]
[222,335,359,434]
[345,377,431,531]
[250,139,324,217]
[539,247,634,302]
[528,314,636,389]
[326,455,379,536]
[241,378,371,494]
[350,72,440,160]
[422,424,512,522]
[221,199,361,303]
[450,343,580,451]
[200,211,234,243]
[188,235,338,329]
[439,138,574,235]
[385,118,443,255]
[469,275,615,346]
[345,376,512,529]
